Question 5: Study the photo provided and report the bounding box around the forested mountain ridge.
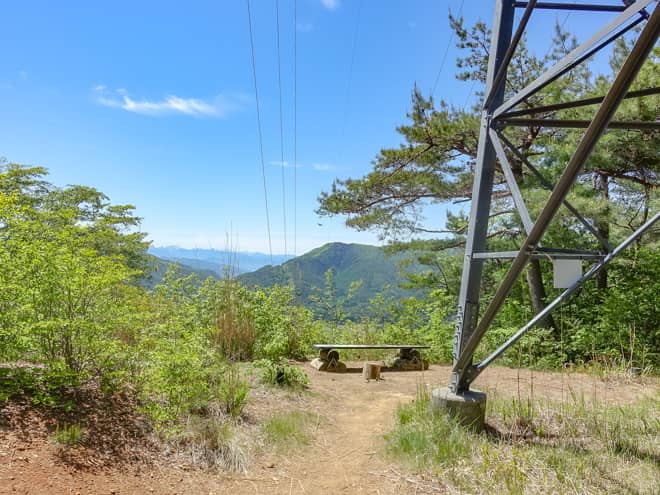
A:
[237,242,425,320]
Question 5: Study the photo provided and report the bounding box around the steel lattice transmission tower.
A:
[433,0,660,426]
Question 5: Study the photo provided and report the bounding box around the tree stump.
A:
[362,362,382,382]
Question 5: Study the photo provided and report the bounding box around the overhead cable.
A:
[246,0,274,262]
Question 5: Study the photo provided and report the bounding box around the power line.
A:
[462,78,478,111]
[293,0,298,257]
[432,0,466,97]
[246,0,273,263]
[275,0,288,256]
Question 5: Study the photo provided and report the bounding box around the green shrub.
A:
[252,285,320,361]
[137,330,217,423]
[254,359,309,389]
[0,365,80,410]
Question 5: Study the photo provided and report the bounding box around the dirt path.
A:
[285,371,411,494]
[1,364,657,494]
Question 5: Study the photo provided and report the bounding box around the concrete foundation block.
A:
[430,387,487,430]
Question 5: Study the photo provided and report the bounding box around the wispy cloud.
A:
[296,22,314,32]
[320,0,340,11]
[1,70,29,90]
[93,86,246,118]
[312,163,337,171]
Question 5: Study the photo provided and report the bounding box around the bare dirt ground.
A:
[1,364,657,495]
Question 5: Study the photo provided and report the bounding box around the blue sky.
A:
[1,1,616,255]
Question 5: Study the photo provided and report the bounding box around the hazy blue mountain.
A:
[148,246,292,275]
[142,255,220,289]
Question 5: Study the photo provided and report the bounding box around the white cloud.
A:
[320,0,340,10]
[93,86,246,118]
[312,163,336,171]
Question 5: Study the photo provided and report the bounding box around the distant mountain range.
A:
[143,255,219,289]
[146,243,425,319]
[148,246,292,275]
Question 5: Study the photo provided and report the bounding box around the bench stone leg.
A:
[310,357,328,371]
[310,349,346,372]
[392,349,429,371]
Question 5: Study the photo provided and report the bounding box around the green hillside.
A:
[237,242,424,319]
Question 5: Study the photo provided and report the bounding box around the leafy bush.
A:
[0,164,148,389]
[0,365,80,410]
[252,285,320,361]
[254,359,309,389]
[137,325,216,423]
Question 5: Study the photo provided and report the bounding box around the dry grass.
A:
[386,384,660,494]
[167,411,249,473]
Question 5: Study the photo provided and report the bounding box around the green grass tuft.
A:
[216,364,249,419]
[385,384,473,470]
[263,411,317,449]
[51,423,85,446]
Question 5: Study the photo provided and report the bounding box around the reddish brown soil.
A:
[1,364,657,494]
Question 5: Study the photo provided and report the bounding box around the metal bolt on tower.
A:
[433,0,660,428]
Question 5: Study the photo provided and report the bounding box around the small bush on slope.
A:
[254,359,309,389]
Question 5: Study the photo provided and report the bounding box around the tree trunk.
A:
[596,172,610,290]
[511,147,556,333]
[526,258,556,331]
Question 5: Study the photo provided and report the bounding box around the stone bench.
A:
[310,344,430,372]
